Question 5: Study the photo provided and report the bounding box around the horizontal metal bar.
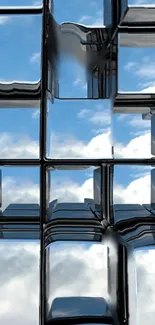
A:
[0,6,43,15]
[0,158,154,167]
[46,158,155,166]
[0,81,41,108]
[121,23,155,28]
[45,218,105,227]
[45,224,103,232]
[0,159,40,166]
[45,233,103,246]
[114,93,155,108]
[47,315,113,325]
[45,230,103,237]
[119,26,155,32]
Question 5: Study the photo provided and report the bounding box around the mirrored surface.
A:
[47,99,112,159]
[113,110,151,158]
[48,1,116,99]
[49,167,94,204]
[46,241,109,321]
[0,108,39,158]
[115,41,154,159]
[0,240,39,325]
[1,1,155,325]
[0,14,41,82]
[113,165,152,206]
[0,167,40,212]
[118,43,155,92]
[48,17,112,100]
[134,247,155,325]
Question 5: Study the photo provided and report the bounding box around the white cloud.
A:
[32,109,40,119]
[50,131,112,159]
[129,165,151,179]
[48,242,108,306]
[32,0,42,5]
[73,78,81,86]
[0,242,39,325]
[30,52,41,64]
[124,61,137,71]
[0,16,11,25]
[117,114,150,137]
[115,132,151,158]
[78,106,111,127]
[114,174,151,204]
[2,177,39,211]
[50,177,94,203]
[72,78,87,92]
[78,10,103,26]
[127,116,150,130]
[141,85,155,93]
[78,15,93,23]
[50,126,151,159]
[135,248,155,325]
[124,57,155,90]
[0,132,39,159]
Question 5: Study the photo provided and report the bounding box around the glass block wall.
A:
[0,1,155,325]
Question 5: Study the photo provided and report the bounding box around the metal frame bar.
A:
[0,158,154,166]
[46,315,113,325]
[39,0,49,324]
[0,6,43,15]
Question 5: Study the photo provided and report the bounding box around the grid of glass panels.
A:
[0,1,155,325]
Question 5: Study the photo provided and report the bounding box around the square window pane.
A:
[0,166,40,213]
[0,240,39,325]
[0,167,40,240]
[134,247,155,325]
[0,14,42,82]
[46,241,109,322]
[114,41,153,159]
[47,99,112,159]
[113,112,151,159]
[119,44,155,93]
[113,164,152,206]
[0,108,39,159]
[47,166,105,222]
[50,54,108,100]
[48,1,106,100]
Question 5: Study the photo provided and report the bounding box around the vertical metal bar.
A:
[40,1,48,160]
[106,164,114,224]
[101,164,107,220]
[40,0,49,325]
